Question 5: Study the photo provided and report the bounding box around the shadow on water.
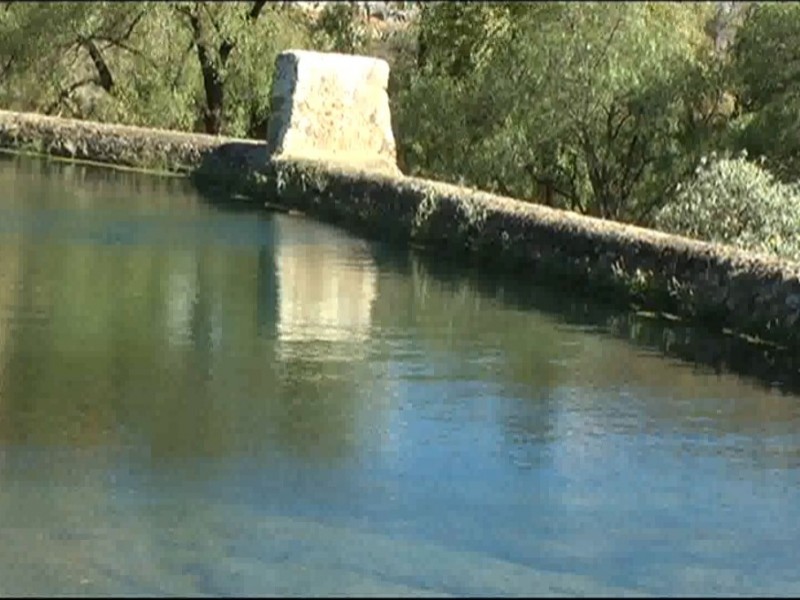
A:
[369,236,800,399]
[189,142,273,211]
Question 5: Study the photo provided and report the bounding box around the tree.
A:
[311,2,369,55]
[728,2,800,181]
[394,2,723,223]
[0,2,316,137]
[0,3,147,115]
[414,2,518,77]
[172,1,270,135]
[731,2,798,113]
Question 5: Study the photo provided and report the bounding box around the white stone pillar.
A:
[266,50,400,174]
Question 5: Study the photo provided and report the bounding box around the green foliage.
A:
[729,91,800,183]
[728,3,800,182]
[415,2,517,78]
[0,1,315,137]
[731,2,800,112]
[312,2,368,55]
[82,3,199,131]
[395,2,723,223]
[654,154,800,261]
[207,4,314,138]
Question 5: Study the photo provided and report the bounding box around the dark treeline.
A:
[2,2,799,259]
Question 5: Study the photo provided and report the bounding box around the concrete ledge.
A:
[1,108,800,349]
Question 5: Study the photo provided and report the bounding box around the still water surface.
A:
[0,155,799,596]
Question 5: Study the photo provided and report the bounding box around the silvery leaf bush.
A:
[654,153,800,263]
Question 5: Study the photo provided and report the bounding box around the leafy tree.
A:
[394,2,724,223]
[311,2,369,55]
[0,3,146,115]
[728,2,800,181]
[0,2,315,137]
[414,2,518,77]
[730,2,799,112]
[170,1,316,136]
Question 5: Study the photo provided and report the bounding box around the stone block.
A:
[265,50,399,175]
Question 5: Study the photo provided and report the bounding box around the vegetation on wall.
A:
[1,1,799,261]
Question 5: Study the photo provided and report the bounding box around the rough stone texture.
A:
[265,50,399,175]
[0,109,264,174]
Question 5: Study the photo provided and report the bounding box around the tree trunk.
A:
[183,2,269,135]
[83,39,114,92]
[186,12,225,135]
[416,31,427,70]
[197,44,225,135]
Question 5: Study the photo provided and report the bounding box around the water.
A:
[0,154,799,597]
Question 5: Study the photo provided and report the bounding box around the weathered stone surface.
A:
[265,50,399,175]
[0,109,264,174]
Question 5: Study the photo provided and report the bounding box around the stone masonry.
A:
[265,50,399,175]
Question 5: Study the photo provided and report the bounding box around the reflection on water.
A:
[274,215,378,357]
[0,154,800,596]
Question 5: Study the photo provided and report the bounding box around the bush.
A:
[654,154,800,262]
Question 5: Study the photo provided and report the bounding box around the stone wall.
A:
[1,108,800,350]
[0,109,264,174]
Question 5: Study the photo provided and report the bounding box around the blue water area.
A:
[0,154,799,596]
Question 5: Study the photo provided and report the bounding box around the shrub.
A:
[654,153,800,262]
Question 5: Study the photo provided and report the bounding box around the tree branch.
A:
[614,134,654,220]
[110,8,146,44]
[585,14,624,120]
[171,39,197,89]
[249,0,268,21]
[174,4,195,22]
[524,159,582,212]
[199,3,235,67]
[80,38,114,92]
[606,99,633,142]
[580,128,609,217]
[633,169,673,224]
[91,36,160,69]
[591,14,623,73]
[201,2,225,39]
[219,39,234,65]
[532,174,578,205]
[0,54,15,79]
[186,8,226,133]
